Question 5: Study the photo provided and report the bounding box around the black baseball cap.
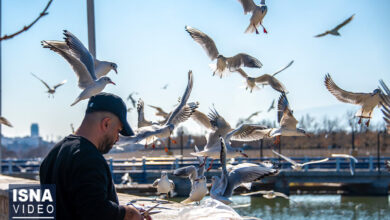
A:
[86,92,134,136]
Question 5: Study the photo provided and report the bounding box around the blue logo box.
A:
[9,184,56,220]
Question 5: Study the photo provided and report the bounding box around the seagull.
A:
[331,154,358,175]
[325,73,384,127]
[0,116,13,127]
[174,146,208,204]
[121,173,132,185]
[237,0,268,34]
[185,26,262,78]
[267,93,309,145]
[31,73,66,97]
[237,60,293,93]
[127,92,138,108]
[161,84,169,90]
[191,108,270,169]
[315,14,355,37]
[241,190,289,200]
[210,138,279,205]
[17,166,32,173]
[272,150,329,171]
[118,71,198,150]
[41,39,118,78]
[267,99,275,112]
[152,171,175,197]
[41,30,116,106]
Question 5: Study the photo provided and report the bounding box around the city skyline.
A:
[1,0,390,140]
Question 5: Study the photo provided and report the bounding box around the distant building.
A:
[31,123,39,137]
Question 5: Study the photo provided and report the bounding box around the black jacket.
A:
[40,135,125,220]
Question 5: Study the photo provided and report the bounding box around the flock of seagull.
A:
[0,0,388,209]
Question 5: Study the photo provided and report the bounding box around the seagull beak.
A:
[241,153,249,158]
[110,81,116,85]
[113,67,118,74]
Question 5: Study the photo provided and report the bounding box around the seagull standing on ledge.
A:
[152,171,175,198]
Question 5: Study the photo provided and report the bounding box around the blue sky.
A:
[1,0,390,140]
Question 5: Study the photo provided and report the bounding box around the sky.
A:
[1,0,390,141]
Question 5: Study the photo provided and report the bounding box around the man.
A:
[40,93,143,220]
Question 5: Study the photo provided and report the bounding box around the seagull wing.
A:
[241,190,269,196]
[301,158,329,166]
[185,26,219,60]
[226,124,269,143]
[63,30,96,80]
[271,150,297,165]
[331,154,358,163]
[237,0,257,14]
[0,116,13,127]
[274,192,289,199]
[191,110,213,130]
[277,94,298,128]
[254,74,288,93]
[224,164,278,197]
[148,105,169,117]
[227,53,262,71]
[41,40,94,89]
[334,14,355,31]
[325,73,370,105]
[272,60,294,77]
[31,73,51,90]
[53,80,67,89]
[41,40,69,51]
[314,31,329,38]
[173,165,198,181]
[166,71,195,125]
[208,107,232,131]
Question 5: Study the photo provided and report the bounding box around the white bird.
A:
[315,14,355,37]
[121,173,132,185]
[325,73,384,127]
[152,171,175,197]
[0,116,13,127]
[331,154,358,175]
[174,146,208,204]
[41,30,116,106]
[185,26,262,78]
[148,104,170,119]
[191,108,269,170]
[210,138,279,205]
[31,73,66,97]
[237,60,294,93]
[244,111,262,122]
[267,93,309,145]
[241,190,289,200]
[41,39,118,77]
[118,71,198,149]
[17,166,32,173]
[272,150,329,171]
[237,0,268,34]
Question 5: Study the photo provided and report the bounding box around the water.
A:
[170,195,390,220]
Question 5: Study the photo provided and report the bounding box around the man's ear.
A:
[101,117,111,132]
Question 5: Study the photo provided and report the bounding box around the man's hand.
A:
[123,205,143,220]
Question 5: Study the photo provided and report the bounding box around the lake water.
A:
[171,195,390,220]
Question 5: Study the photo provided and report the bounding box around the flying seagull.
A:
[31,73,66,97]
[267,93,309,145]
[185,26,262,78]
[325,73,384,126]
[272,150,329,171]
[267,99,275,112]
[237,60,293,93]
[41,39,118,77]
[237,0,268,34]
[241,190,289,200]
[42,30,116,106]
[315,14,355,37]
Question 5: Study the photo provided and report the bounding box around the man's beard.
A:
[99,134,116,154]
